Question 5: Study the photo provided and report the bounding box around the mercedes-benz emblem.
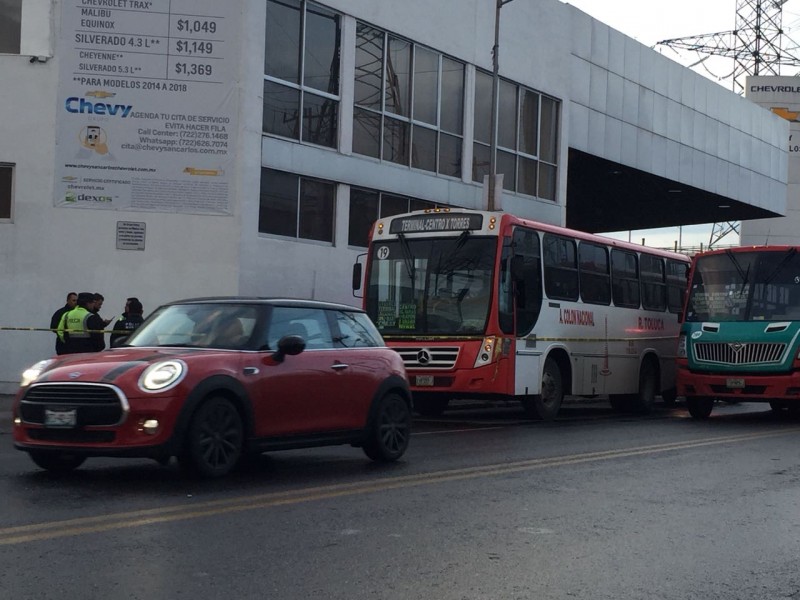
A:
[417,349,432,365]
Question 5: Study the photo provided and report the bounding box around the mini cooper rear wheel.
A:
[29,451,86,473]
[180,396,243,478]
[363,392,411,462]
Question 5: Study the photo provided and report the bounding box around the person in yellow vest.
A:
[57,292,106,354]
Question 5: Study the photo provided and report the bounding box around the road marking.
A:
[1,428,798,546]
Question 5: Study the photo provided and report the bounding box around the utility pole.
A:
[488,0,515,211]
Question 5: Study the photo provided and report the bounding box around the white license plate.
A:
[44,409,77,428]
[726,378,745,389]
[415,375,434,387]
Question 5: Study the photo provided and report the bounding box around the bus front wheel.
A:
[686,397,714,419]
[522,357,563,421]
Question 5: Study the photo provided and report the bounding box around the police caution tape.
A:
[0,326,118,334]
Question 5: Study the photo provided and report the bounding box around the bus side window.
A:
[640,254,666,311]
[666,260,688,314]
[611,249,640,308]
[512,229,542,336]
[579,242,611,305]
[543,234,579,301]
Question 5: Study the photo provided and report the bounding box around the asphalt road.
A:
[2,397,800,600]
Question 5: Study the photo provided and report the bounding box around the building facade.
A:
[0,0,788,390]
[742,75,800,246]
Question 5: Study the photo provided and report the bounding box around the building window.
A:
[472,70,560,200]
[0,164,13,220]
[263,0,341,148]
[259,168,335,243]
[0,1,21,54]
[348,188,437,247]
[353,23,465,177]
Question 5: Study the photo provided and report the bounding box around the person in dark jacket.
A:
[110,298,145,347]
[57,292,106,354]
[50,292,77,355]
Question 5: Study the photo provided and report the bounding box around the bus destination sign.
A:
[389,213,483,234]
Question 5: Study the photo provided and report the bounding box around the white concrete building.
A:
[0,0,788,391]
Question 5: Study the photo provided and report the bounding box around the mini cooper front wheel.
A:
[180,396,243,478]
[29,450,86,473]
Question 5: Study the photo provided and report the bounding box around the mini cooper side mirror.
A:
[272,334,306,363]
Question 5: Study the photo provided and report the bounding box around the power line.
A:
[656,0,797,247]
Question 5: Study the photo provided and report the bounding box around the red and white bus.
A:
[353,208,691,419]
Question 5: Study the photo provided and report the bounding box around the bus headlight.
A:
[677,334,687,358]
[473,337,497,367]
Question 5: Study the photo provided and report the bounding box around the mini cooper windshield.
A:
[124,303,262,349]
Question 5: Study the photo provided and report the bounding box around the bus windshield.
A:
[365,236,497,335]
[685,249,800,322]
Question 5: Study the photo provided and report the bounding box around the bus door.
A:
[506,228,543,395]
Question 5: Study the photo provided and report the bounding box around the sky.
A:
[559,0,800,250]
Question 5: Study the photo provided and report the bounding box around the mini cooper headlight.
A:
[20,359,54,387]
[139,360,187,392]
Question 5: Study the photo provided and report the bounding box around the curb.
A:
[0,394,14,415]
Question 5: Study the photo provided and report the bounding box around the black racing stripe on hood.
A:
[101,361,146,382]
[38,357,77,382]
[100,352,190,382]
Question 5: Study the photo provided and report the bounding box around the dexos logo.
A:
[68,193,112,203]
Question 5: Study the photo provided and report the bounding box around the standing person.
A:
[110,299,145,347]
[57,292,106,354]
[49,292,77,355]
[92,293,112,326]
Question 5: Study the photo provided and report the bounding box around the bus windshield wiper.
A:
[453,229,471,251]
[725,249,750,294]
[762,248,797,285]
[397,232,416,281]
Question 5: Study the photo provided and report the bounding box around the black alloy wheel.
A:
[363,392,411,462]
[181,396,243,478]
[28,450,86,473]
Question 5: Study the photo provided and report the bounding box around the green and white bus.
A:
[677,246,800,418]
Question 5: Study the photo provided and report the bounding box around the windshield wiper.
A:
[437,230,473,275]
[762,248,797,285]
[397,233,416,282]
[453,229,471,251]
[725,250,750,295]
[156,343,201,348]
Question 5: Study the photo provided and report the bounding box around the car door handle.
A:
[330,363,349,371]
[243,367,260,375]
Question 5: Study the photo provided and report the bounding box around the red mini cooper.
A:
[13,298,412,477]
